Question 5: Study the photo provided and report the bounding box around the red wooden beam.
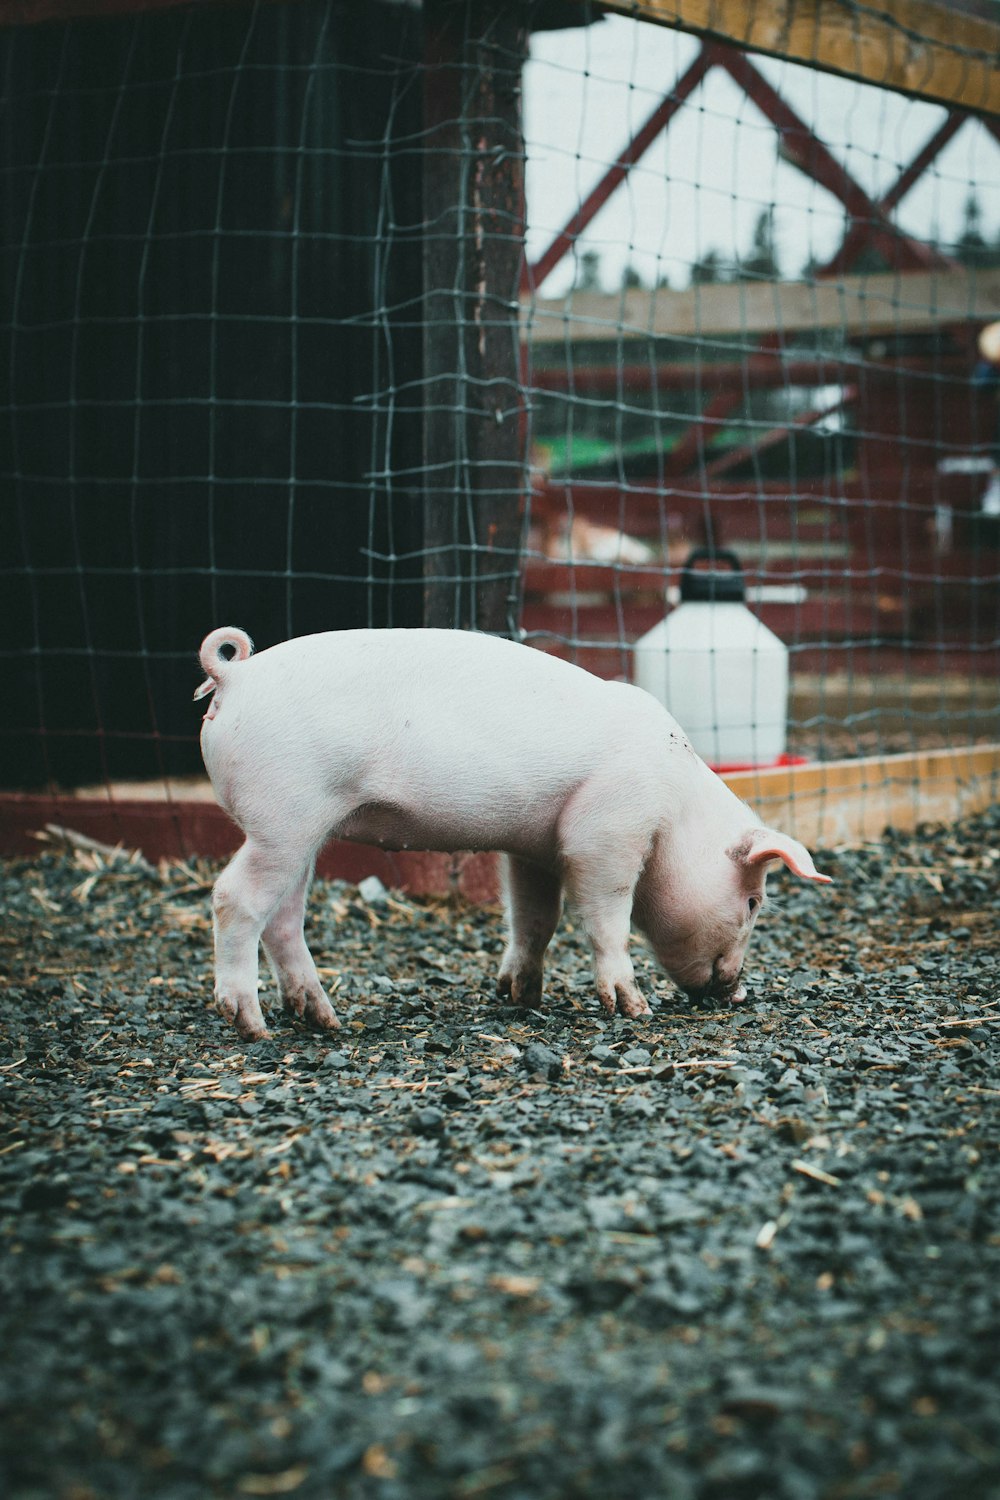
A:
[663,388,744,475]
[821,112,966,277]
[520,595,908,645]
[713,44,950,274]
[699,386,857,481]
[525,45,713,293]
[0,794,502,900]
[525,34,954,297]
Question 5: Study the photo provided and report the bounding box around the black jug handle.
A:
[680,548,744,582]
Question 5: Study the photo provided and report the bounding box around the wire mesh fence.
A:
[519,9,1000,771]
[1,0,998,838]
[2,1,427,790]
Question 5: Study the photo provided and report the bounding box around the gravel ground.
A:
[2,808,999,1500]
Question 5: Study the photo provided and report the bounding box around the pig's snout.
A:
[713,955,747,1003]
[683,957,746,1006]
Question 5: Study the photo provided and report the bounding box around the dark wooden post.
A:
[422,0,527,633]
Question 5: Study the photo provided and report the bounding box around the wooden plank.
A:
[0,794,500,900]
[726,742,1000,846]
[533,480,994,543]
[586,1,1000,116]
[524,269,1000,342]
[529,355,972,393]
[3,743,997,887]
[520,595,905,642]
[789,672,1000,737]
[6,0,999,125]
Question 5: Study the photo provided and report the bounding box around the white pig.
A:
[195,626,830,1041]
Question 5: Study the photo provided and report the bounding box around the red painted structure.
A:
[2,794,502,899]
[520,39,1000,679]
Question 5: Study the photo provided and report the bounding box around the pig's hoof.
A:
[234,1009,271,1042]
[622,992,653,1019]
[216,992,237,1024]
[306,1001,340,1032]
[496,966,543,1009]
[240,1022,271,1042]
[218,991,270,1041]
[282,985,341,1032]
[598,982,652,1020]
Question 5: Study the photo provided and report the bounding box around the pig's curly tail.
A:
[193,627,254,702]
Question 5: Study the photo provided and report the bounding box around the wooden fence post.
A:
[422,0,527,633]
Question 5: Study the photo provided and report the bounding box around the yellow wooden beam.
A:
[8,742,996,879]
[725,742,1000,847]
[591,1,1000,115]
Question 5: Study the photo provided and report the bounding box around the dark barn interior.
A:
[1,0,425,786]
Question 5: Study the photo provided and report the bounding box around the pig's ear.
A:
[740,829,833,884]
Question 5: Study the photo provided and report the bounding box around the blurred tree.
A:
[954,192,1000,268]
[574,248,603,291]
[743,206,781,279]
[690,247,729,284]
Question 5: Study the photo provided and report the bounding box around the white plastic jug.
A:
[633,548,788,767]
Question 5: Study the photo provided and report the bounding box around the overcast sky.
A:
[523,14,1000,296]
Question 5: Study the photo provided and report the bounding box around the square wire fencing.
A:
[1,0,998,847]
[519,6,1000,772]
[2,1,427,791]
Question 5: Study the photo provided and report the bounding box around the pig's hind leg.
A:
[496,855,563,1008]
[212,838,314,1041]
[261,864,340,1032]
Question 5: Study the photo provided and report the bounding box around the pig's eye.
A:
[747,896,762,918]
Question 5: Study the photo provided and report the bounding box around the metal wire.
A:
[0,0,998,796]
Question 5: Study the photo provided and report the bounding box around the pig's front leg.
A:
[496,855,563,1008]
[560,812,653,1020]
[261,865,340,1033]
[572,883,651,1019]
[212,840,308,1041]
